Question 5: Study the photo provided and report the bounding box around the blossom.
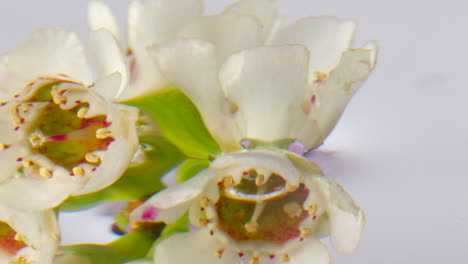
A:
[132,149,364,264]
[0,27,139,211]
[0,204,59,263]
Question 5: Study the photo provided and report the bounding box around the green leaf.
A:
[58,229,158,264]
[124,87,221,158]
[176,158,211,182]
[60,135,184,211]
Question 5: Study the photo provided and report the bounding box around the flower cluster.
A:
[0,0,377,263]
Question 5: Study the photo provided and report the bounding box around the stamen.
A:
[21,159,34,168]
[51,87,67,104]
[29,132,45,148]
[299,227,313,241]
[85,153,101,164]
[249,255,259,264]
[0,143,11,151]
[77,107,89,118]
[313,70,327,83]
[200,196,211,208]
[245,200,266,233]
[199,217,212,227]
[307,204,318,216]
[18,103,33,113]
[0,101,7,106]
[9,107,24,125]
[72,167,85,177]
[39,168,53,178]
[214,248,225,258]
[96,128,112,139]
[281,253,290,262]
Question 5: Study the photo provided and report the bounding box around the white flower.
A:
[0,27,139,211]
[0,204,59,264]
[131,149,364,264]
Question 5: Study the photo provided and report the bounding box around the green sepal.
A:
[176,158,211,182]
[58,229,158,264]
[146,213,190,257]
[124,87,221,158]
[60,135,183,211]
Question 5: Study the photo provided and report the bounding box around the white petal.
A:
[131,169,216,223]
[88,29,128,100]
[128,0,203,48]
[88,0,119,38]
[149,38,240,150]
[220,45,309,141]
[288,238,330,264]
[271,16,356,75]
[309,43,378,149]
[153,229,237,264]
[3,27,93,86]
[0,173,82,211]
[177,13,263,62]
[314,177,365,254]
[90,72,122,102]
[224,0,278,39]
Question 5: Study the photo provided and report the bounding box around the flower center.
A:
[11,79,114,175]
[0,222,26,255]
[215,172,309,244]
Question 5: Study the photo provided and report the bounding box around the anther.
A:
[96,128,112,139]
[249,255,259,264]
[77,107,89,118]
[307,204,318,216]
[0,143,11,151]
[283,202,303,219]
[29,133,45,148]
[51,87,67,104]
[0,101,7,106]
[244,221,258,233]
[200,196,211,208]
[18,103,33,113]
[300,227,313,241]
[85,153,101,164]
[313,70,327,83]
[214,248,225,258]
[39,168,53,178]
[199,217,211,227]
[281,253,291,262]
[72,167,85,177]
[22,159,34,168]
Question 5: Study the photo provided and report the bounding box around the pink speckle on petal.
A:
[189,224,198,232]
[311,94,316,104]
[141,206,158,220]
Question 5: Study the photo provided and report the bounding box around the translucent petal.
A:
[88,0,119,38]
[153,229,238,264]
[288,237,330,264]
[131,169,215,223]
[149,38,240,150]
[2,28,93,86]
[272,16,356,75]
[88,29,127,100]
[220,45,309,141]
[177,13,263,62]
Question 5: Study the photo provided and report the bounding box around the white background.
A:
[1,0,467,263]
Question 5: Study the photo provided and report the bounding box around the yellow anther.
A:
[22,159,34,168]
[72,167,85,177]
[286,184,298,192]
[11,256,28,264]
[85,153,101,164]
[249,255,259,264]
[255,174,265,186]
[0,101,7,106]
[313,70,327,83]
[18,103,33,113]
[14,233,25,242]
[214,248,225,258]
[96,128,112,139]
[281,253,290,262]
[200,196,211,208]
[39,168,53,178]
[29,133,45,148]
[9,107,24,125]
[283,202,303,219]
[0,143,11,151]
[307,204,318,216]
[77,107,89,118]
[223,175,235,187]
[199,217,211,227]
